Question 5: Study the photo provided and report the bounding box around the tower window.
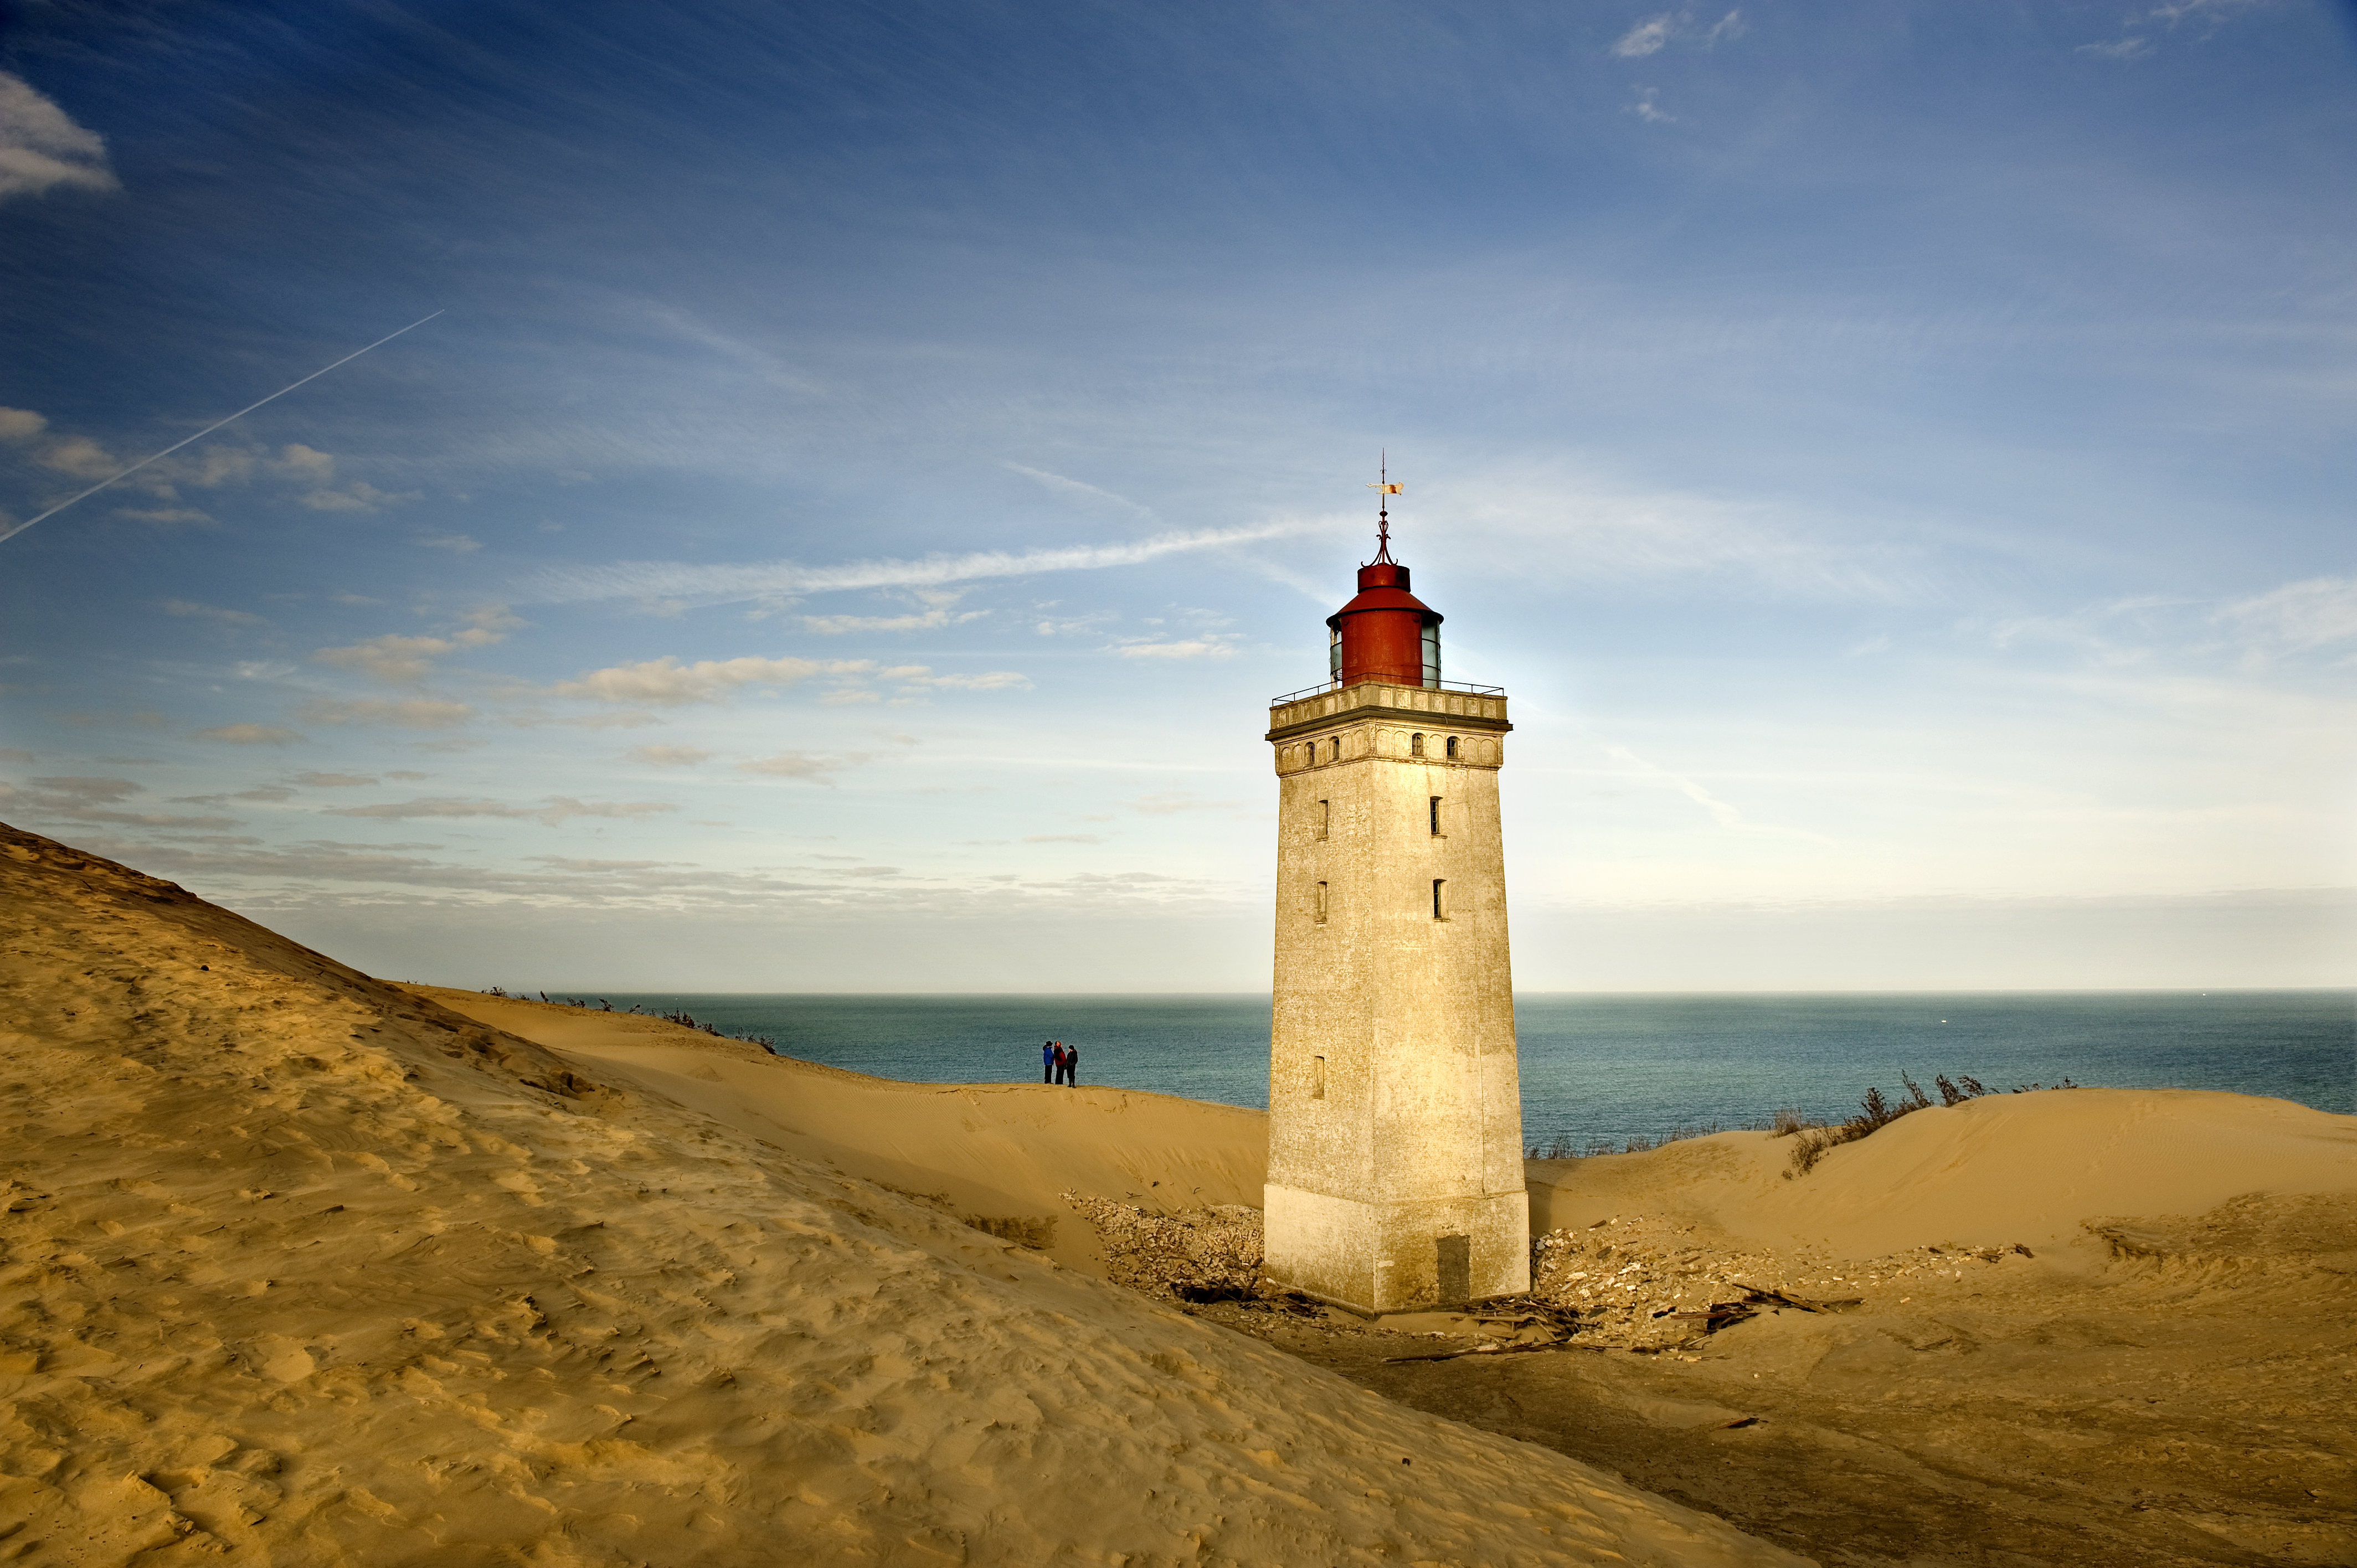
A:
[1432,878,1447,920]
[1331,737,1343,762]
[1421,622,1441,689]
[1429,796,1442,835]
[1329,623,1342,683]
[1315,799,1329,840]
[1311,1055,1326,1099]
[1445,735,1459,759]
[1410,732,1425,757]
[1315,881,1329,924]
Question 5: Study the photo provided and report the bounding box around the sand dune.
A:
[0,822,1801,1567]
[1527,1086,2357,1260]
[404,987,1267,1276]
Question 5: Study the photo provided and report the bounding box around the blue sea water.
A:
[573,990,2355,1149]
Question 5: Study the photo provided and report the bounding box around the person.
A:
[1061,1040,1079,1087]
[1042,1039,1057,1084]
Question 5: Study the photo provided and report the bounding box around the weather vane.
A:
[1365,451,1402,564]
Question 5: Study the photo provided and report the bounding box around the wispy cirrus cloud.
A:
[322,795,676,826]
[1602,742,1830,842]
[2215,576,2357,654]
[519,522,1304,607]
[1001,462,1157,520]
[0,775,236,831]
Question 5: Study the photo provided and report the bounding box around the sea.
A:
[578,990,2356,1152]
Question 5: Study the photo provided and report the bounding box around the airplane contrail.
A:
[0,310,444,546]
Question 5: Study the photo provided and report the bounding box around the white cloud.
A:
[189,448,253,488]
[297,697,475,729]
[800,606,987,635]
[1034,609,1118,637]
[1114,638,1236,660]
[295,772,378,787]
[163,599,262,627]
[738,751,867,783]
[0,407,47,441]
[2078,37,2154,59]
[322,795,677,826]
[451,603,525,646]
[271,443,336,484]
[117,507,213,524]
[0,73,118,205]
[194,723,306,746]
[891,667,1032,690]
[549,654,871,706]
[521,521,1305,607]
[316,633,457,684]
[1631,87,1675,125]
[303,482,419,513]
[39,434,121,479]
[313,608,515,684]
[1612,16,1673,56]
[628,744,716,767]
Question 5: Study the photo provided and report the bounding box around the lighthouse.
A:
[1260,483,1527,1314]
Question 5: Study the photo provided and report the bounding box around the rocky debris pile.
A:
[1069,1197,2036,1353]
[1063,1195,1266,1302]
[1531,1216,2035,1348]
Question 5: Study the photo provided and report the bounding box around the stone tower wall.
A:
[1262,681,1527,1312]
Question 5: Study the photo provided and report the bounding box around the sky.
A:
[2,0,2352,992]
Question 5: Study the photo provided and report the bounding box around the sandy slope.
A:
[0,822,1802,1568]
[1526,1089,2357,1262]
[402,988,1266,1276]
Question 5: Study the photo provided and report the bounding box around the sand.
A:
[0,821,1801,1567]
[7,818,2352,1566]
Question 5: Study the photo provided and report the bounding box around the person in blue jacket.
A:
[1041,1039,1057,1084]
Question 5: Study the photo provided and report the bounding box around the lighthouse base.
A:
[1261,1183,1530,1315]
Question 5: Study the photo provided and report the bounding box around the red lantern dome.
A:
[1326,492,1440,689]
